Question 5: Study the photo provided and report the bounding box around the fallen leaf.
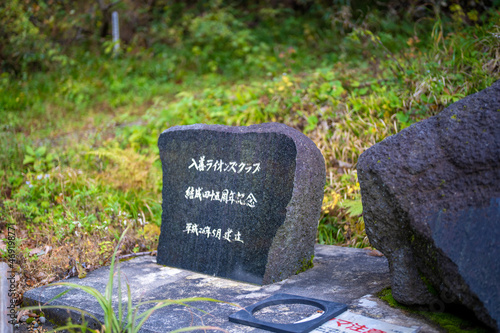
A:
[17,310,29,322]
[367,249,384,257]
[338,160,353,168]
[39,275,56,285]
[29,247,43,256]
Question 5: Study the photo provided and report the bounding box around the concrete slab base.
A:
[23,245,439,332]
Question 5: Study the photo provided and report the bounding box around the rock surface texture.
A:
[357,80,500,331]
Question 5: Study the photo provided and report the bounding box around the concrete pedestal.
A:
[23,245,438,332]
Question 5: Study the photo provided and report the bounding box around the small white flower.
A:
[105,226,108,230]
[26,181,30,185]
[75,231,79,237]
[37,174,43,180]
[44,174,50,179]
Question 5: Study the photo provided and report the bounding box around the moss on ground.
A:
[377,288,491,333]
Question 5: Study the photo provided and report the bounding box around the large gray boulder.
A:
[357,81,500,331]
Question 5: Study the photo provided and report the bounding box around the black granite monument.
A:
[156,123,325,285]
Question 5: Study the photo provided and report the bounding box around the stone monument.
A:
[156,123,325,285]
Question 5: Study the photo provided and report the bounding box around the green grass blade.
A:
[46,324,100,333]
[44,288,74,304]
[118,265,123,328]
[131,302,170,332]
[132,297,238,328]
[170,326,228,332]
[127,282,133,333]
[135,297,234,309]
[49,281,115,330]
[47,282,110,312]
[48,282,106,301]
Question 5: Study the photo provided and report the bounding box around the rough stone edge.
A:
[158,123,326,285]
[356,135,437,307]
[356,82,500,331]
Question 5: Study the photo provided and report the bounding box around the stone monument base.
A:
[23,245,438,332]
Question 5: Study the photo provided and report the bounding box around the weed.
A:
[22,228,230,332]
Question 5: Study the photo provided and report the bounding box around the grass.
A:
[22,227,230,332]
[0,6,499,328]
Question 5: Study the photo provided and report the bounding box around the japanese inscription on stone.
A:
[157,123,325,285]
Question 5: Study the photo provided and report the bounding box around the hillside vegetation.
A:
[1,1,499,301]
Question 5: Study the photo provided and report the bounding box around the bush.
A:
[0,0,67,74]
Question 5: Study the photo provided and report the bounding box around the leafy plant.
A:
[0,0,65,74]
[22,228,230,332]
[342,199,363,219]
[23,146,57,172]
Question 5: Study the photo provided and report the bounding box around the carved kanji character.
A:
[212,228,222,240]
[245,193,257,208]
[236,192,246,205]
[234,231,244,243]
[202,190,213,200]
[183,223,193,233]
[223,229,233,242]
[194,187,203,201]
[185,187,195,199]
[200,226,211,238]
[221,189,229,203]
